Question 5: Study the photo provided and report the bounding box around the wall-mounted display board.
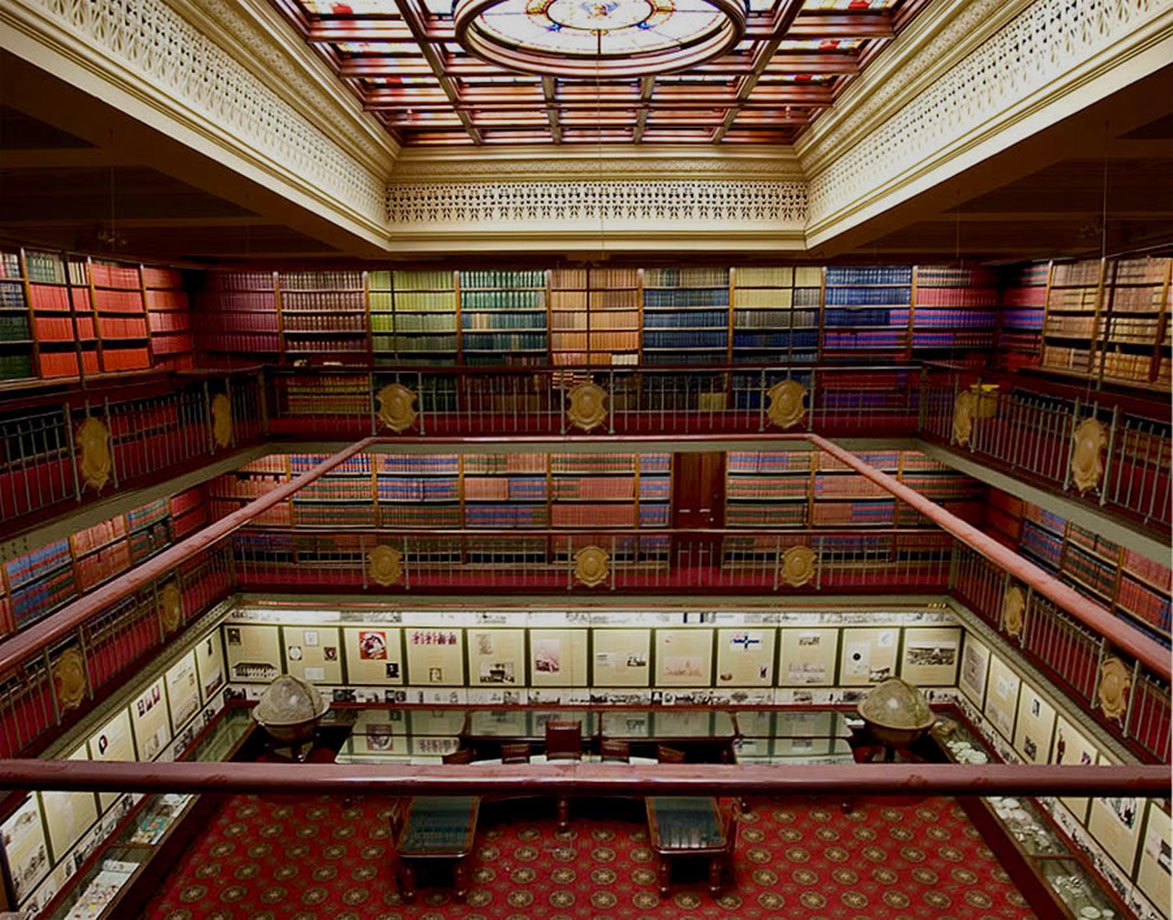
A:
[1136,802,1170,918]
[87,709,135,812]
[838,626,899,686]
[165,652,200,734]
[281,625,343,684]
[404,627,464,686]
[1011,681,1056,765]
[958,632,991,707]
[194,629,225,703]
[590,629,651,687]
[130,678,172,762]
[654,629,713,686]
[1053,713,1100,822]
[467,627,526,686]
[714,627,775,687]
[342,625,404,684]
[224,623,283,683]
[899,626,961,686]
[528,629,589,687]
[40,747,97,864]
[1,794,50,905]
[983,652,1021,741]
[1087,752,1145,879]
[778,627,838,687]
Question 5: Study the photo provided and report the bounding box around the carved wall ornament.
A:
[1070,418,1107,493]
[376,384,418,433]
[53,648,88,711]
[574,545,610,587]
[211,393,233,448]
[766,379,807,429]
[1096,656,1131,721]
[160,582,183,633]
[952,389,975,446]
[566,383,608,432]
[369,544,404,587]
[779,545,817,587]
[1001,585,1025,638]
[76,417,112,491]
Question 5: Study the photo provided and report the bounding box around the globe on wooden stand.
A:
[251,675,330,762]
[856,678,937,763]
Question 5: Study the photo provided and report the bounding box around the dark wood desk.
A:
[395,796,480,903]
[461,709,599,753]
[645,796,728,897]
[602,710,737,762]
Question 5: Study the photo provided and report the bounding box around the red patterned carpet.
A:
[145,793,1037,920]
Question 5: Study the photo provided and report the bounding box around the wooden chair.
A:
[600,740,630,763]
[544,721,583,761]
[501,742,531,764]
[657,744,687,764]
[387,799,405,841]
[712,801,742,891]
[442,748,474,765]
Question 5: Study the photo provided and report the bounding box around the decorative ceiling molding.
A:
[804,0,1173,244]
[1,0,390,237]
[385,179,808,252]
[390,146,805,184]
[175,0,401,173]
[796,0,1031,175]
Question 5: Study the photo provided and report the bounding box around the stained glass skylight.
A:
[271,0,931,144]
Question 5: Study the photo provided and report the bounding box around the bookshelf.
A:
[0,248,34,381]
[196,271,280,363]
[725,450,811,527]
[910,265,998,359]
[723,449,980,530]
[208,455,292,527]
[550,268,642,366]
[91,259,151,372]
[996,261,1049,372]
[24,250,95,379]
[290,452,375,526]
[5,537,77,631]
[375,454,461,527]
[127,498,172,563]
[1041,258,1104,379]
[462,453,548,528]
[549,452,669,528]
[1020,503,1066,572]
[1096,256,1171,389]
[277,270,368,365]
[458,270,547,366]
[642,267,730,365]
[143,266,194,370]
[821,265,912,360]
[388,269,458,364]
[730,266,821,364]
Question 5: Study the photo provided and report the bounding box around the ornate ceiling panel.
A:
[268,0,931,145]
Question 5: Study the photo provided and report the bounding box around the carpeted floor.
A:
[145,792,1037,920]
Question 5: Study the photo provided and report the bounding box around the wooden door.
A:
[672,452,725,529]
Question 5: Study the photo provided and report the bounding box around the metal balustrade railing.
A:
[231,527,953,594]
[920,365,1171,530]
[0,372,265,529]
[0,433,1167,768]
[265,364,924,439]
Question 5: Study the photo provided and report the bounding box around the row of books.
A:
[644,289,730,308]
[92,263,143,289]
[826,266,912,285]
[551,268,639,289]
[148,311,190,333]
[825,287,911,306]
[0,315,30,340]
[0,281,26,309]
[551,311,638,330]
[461,290,545,309]
[464,477,547,501]
[279,271,363,290]
[282,291,365,310]
[459,270,545,289]
[283,314,367,332]
[373,314,455,333]
[461,312,547,330]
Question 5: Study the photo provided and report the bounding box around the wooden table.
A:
[395,796,480,903]
[645,796,728,897]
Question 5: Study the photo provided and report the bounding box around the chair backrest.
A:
[442,748,474,765]
[600,739,630,763]
[723,802,740,856]
[501,742,531,764]
[545,721,583,760]
[657,744,687,764]
[387,800,404,840]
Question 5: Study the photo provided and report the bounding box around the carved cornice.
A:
[390,145,805,184]
[1,0,390,234]
[176,0,400,172]
[804,0,1173,239]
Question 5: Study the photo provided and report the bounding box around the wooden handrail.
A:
[0,438,377,676]
[0,759,1166,797]
[809,434,1172,681]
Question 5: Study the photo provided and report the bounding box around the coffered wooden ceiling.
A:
[268,0,929,145]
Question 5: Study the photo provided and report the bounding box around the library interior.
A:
[0,0,1171,917]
